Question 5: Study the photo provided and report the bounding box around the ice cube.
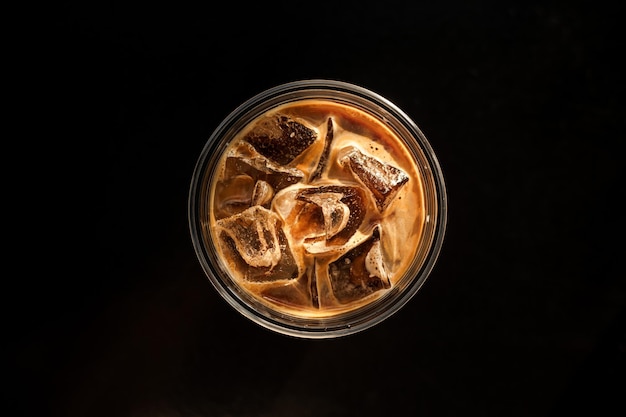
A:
[273,187,325,242]
[340,147,409,212]
[275,185,366,246]
[251,180,274,207]
[299,191,350,241]
[260,264,320,309]
[214,174,255,219]
[224,146,305,192]
[215,206,298,282]
[213,146,305,219]
[327,227,391,303]
[309,117,334,182]
[244,114,317,165]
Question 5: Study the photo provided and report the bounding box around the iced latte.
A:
[189,80,446,337]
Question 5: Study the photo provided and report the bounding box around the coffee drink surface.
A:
[208,99,425,318]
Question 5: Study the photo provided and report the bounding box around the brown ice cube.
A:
[214,175,255,219]
[327,227,391,303]
[215,206,298,282]
[296,185,367,247]
[244,115,317,165]
[309,117,334,182]
[299,191,349,241]
[251,180,274,207]
[214,149,305,219]
[340,147,409,212]
[224,149,305,192]
[260,264,320,310]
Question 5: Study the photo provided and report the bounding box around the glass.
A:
[188,79,447,338]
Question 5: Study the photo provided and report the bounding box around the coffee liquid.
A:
[209,99,425,318]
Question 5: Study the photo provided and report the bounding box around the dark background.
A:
[16,1,624,416]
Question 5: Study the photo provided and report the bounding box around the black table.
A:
[15,2,624,416]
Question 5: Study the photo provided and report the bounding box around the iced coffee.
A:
[189,80,446,337]
[208,99,425,318]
